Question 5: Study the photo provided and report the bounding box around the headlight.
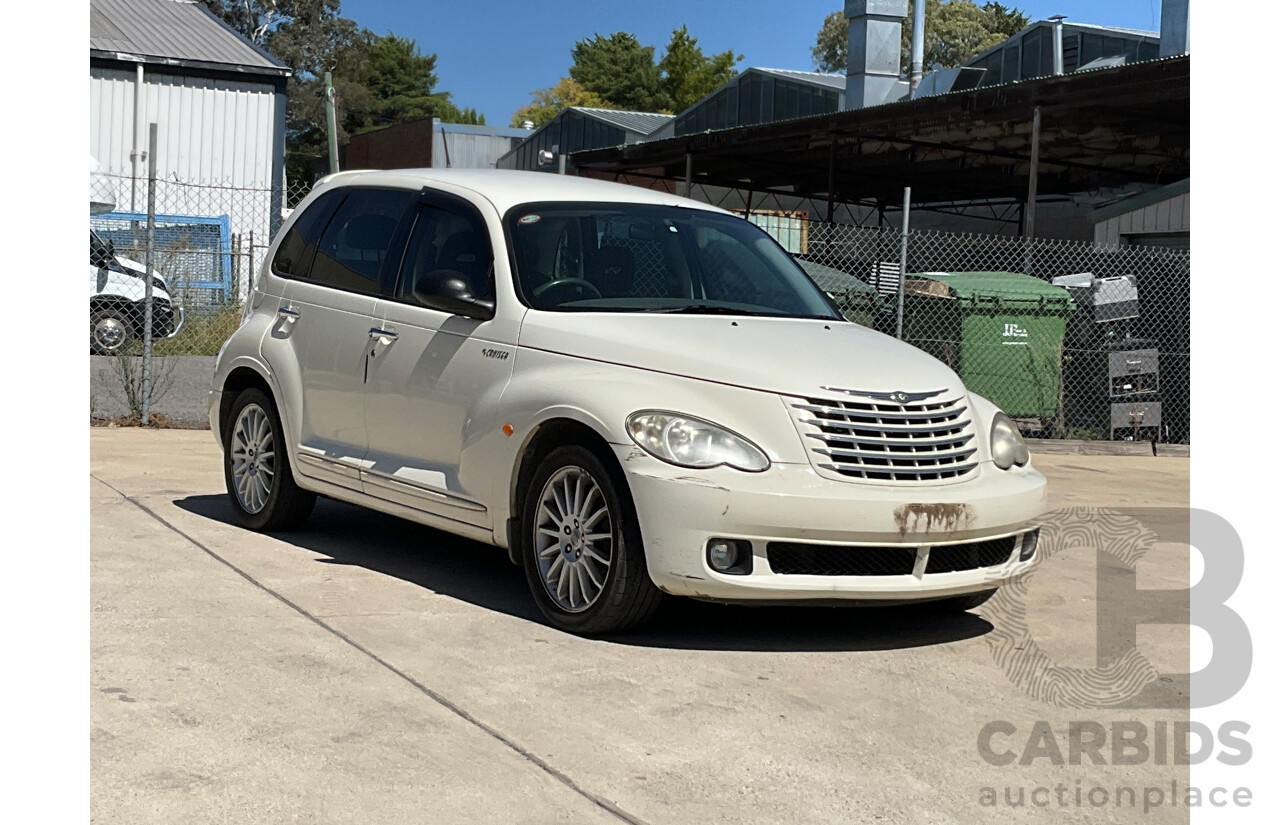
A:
[990,411,1030,470]
[626,411,769,472]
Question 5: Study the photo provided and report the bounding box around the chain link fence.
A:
[795,220,1190,443]
[89,174,313,359]
[90,174,1189,443]
[89,174,311,424]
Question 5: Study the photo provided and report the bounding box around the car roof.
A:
[311,168,731,217]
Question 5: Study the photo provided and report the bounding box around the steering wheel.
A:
[532,277,603,302]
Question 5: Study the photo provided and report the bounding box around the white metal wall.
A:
[432,130,517,169]
[90,67,277,187]
[90,66,281,301]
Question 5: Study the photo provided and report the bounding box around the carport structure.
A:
[572,56,1189,232]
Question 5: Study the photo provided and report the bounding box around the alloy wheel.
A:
[534,466,613,612]
[230,403,275,514]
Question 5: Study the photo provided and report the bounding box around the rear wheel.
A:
[223,388,316,531]
[521,446,662,634]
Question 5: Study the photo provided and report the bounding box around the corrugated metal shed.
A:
[90,0,288,75]
[89,0,291,284]
[574,109,675,136]
[1091,179,1189,247]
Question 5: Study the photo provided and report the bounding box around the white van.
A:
[90,230,183,354]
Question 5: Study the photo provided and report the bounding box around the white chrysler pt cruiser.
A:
[210,169,1047,634]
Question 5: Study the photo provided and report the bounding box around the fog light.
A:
[706,539,751,574]
[1019,528,1041,561]
[708,540,739,570]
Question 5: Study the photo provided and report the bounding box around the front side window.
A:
[397,203,494,303]
[306,188,413,294]
[506,203,841,320]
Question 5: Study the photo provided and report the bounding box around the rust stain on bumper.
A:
[893,503,975,537]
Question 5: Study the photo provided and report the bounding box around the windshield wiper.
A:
[642,304,839,320]
[643,304,769,316]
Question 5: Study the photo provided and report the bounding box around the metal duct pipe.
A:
[1160,0,1190,56]
[1050,15,1067,76]
[909,0,926,96]
[843,0,909,110]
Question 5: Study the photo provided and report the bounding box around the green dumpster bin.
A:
[796,260,884,328]
[901,271,1075,420]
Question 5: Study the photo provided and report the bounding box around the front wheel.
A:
[90,306,135,355]
[521,446,662,634]
[223,388,316,531]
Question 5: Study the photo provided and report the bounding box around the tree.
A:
[811,1,1029,74]
[510,78,611,129]
[901,0,1030,70]
[812,10,847,74]
[202,2,485,181]
[198,1,292,44]
[569,33,671,112]
[659,26,742,112]
[354,34,460,129]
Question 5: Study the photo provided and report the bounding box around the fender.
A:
[209,308,304,481]
[487,350,813,544]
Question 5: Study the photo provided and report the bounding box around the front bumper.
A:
[160,305,185,339]
[616,446,1047,601]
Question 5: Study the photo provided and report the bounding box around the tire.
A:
[520,445,662,634]
[90,306,135,355]
[927,589,997,613]
[223,388,316,531]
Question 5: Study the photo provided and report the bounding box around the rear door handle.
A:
[277,306,300,322]
[369,327,398,343]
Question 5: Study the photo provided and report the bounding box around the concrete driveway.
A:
[91,430,1191,824]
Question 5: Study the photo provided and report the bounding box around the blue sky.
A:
[341,0,1167,125]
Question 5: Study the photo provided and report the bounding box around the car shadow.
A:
[174,494,993,653]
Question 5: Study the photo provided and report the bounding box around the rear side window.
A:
[272,190,345,278]
[308,189,414,294]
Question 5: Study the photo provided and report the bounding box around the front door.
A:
[362,191,516,525]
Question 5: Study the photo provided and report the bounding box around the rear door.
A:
[264,187,415,489]
[362,189,516,525]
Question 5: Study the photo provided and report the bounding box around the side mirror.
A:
[92,242,114,268]
[412,269,495,320]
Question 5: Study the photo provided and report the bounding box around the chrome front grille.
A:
[791,388,979,482]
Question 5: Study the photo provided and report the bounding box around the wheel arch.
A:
[218,366,275,443]
[506,416,625,565]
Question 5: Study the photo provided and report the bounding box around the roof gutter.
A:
[90,49,291,78]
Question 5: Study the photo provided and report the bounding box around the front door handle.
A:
[277,306,300,324]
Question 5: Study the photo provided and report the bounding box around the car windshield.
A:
[505,202,841,319]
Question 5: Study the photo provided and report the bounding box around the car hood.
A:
[113,255,172,297]
[517,311,964,398]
